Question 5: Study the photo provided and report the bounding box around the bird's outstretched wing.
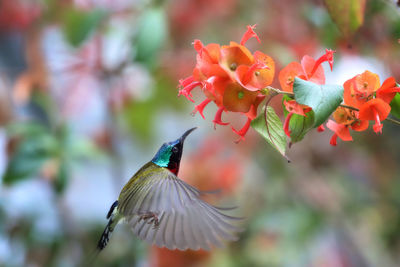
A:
[118,164,242,250]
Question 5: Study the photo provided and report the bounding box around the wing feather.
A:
[187,207,210,250]
[196,207,223,248]
[120,164,242,250]
[185,208,202,250]
[174,213,185,250]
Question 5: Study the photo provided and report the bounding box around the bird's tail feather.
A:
[82,201,119,266]
[97,219,114,250]
[97,200,119,251]
[81,247,101,267]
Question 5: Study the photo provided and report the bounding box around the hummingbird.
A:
[97,127,241,251]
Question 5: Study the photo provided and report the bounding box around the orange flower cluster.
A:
[279,50,336,136]
[327,71,400,145]
[178,25,275,141]
[179,25,400,147]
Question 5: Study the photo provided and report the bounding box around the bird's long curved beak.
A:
[180,127,197,143]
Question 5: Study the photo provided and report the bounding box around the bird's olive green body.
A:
[96,128,241,251]
[118,162,162,214]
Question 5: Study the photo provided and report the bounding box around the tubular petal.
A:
[358,98,391,122]
[310,49,335,76]
[326,120,353,141]
[378,86,400,104]
[212,107,229,128]
[283,112,293,138]
[179,76,195,88]
[317,124,325,132]
[373,123,383,134]
[376,77,400,104]
[329,133,338,146]
[300,55,325,84]
[177,90,194,102]
[372,106,382,134]
[192,39,204,55]
[325,49,335,71]
[193,99,212,119]
[178,81,202,103]
[284,100,310,116]
[245,95,265,120]
[240,24,260,46]
[231,117,251,142]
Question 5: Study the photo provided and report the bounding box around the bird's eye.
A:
[172,146,179,153]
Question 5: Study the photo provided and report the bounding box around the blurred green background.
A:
[0,0,400,266]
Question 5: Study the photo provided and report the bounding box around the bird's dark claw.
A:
[138,212,159,229]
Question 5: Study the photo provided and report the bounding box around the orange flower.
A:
[326,120,352,145]
[326,107,368,146]
[376,77,400,104]
[342,72,400,134]
[278,49,335,92]
[235,51,275,91]
[343,70,380,109]
[358,98,390,134]
[178,25,275,141]
[222,82,260,113]
[278,62,303,92]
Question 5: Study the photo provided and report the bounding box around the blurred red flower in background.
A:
[0,0,41,31]
[180,137,243,195]
[168,0,236,39]
[149,247,210,267]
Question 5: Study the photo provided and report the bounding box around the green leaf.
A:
[134,8,168,68]
[54,162,68,194]
[251,106,287,158]
[323,0,366,37]
[3,134,57,185]
[62,8,105,47]
[390,92,400,119]
[288,112,315,143]
[282,95,315,144]
[121,75,185,143]
[293,78,343,127]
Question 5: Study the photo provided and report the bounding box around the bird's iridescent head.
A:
[151,127,197,175]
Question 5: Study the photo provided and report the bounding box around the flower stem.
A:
[386,117,400,126]
[338,104,359,111]
[264,86,294,97]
